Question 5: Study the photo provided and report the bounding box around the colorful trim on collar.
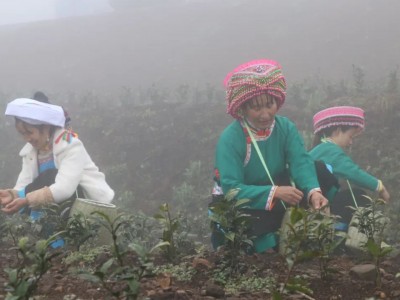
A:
[241,119,275,143]
[320,137,336,144]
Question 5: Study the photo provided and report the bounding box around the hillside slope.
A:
[0,0,399,94]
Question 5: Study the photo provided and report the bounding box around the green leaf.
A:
[159,203,168,212]
[225,189,240,200]
[4,268,17,284]
[100,258,115,273]
[272,291,283,300]
[208,215,221,223]
[78,273,102,283]
[15,280,31,295]
[150,241,170,253]
[380,247,393,256]
[153,213,165,220]
[18,237,29,249]
[366,239,380,256]
[234,198,250,207]
[289,208,304,224]
[298,250,318,261]
[129,242,146,257]
[35,240,48,252]
[5,295,21,300]
[225,232,235,242]
[127,279,140,294]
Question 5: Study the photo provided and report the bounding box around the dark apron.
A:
[210,161,339,237]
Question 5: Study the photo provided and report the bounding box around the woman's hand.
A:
[309,192,329,211]
[274,186,303,206]
[379,184,390,202]
[1,198,28,214]
[0,189,15,206]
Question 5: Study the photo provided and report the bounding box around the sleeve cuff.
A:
[265,186,278,211]
[376,180,383,192]
[18,188,26,198]
[26,187,54,207]
[307,188,322,202]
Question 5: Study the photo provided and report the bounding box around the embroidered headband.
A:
[224,59,287,119]
[313,106,365,134]
[5,98,66,127]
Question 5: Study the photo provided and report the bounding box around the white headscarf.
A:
[5,98,66,127]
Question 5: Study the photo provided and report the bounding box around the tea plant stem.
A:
[298,291,316,300]
[166,205,176,259]
[281,244,301,293]
[7,226,22,263]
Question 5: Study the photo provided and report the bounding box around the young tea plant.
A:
[92,212,130,266]
[78,211,168,300]
[4,233,63,299]
[30,200,74,240]
[118,211,159,250]
[2,213,37,250]
[306,209,345,279]
[278,207,315,296]
[64,211,100,251]
[154,203,180,263]
[171,160,210,215]
[278,206,344,298]
[348,196,392,287]
[208,189,253,275]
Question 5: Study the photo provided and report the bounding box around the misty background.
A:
[0,0,399,94]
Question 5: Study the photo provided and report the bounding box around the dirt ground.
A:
[1,241,399,300]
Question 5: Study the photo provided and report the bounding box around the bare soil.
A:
[1,241,399,300]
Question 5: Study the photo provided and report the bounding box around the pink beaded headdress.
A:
[313,106,365,134]
[224,59,286,119]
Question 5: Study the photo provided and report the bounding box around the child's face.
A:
[333,127,362,148]
[15,121,51,151]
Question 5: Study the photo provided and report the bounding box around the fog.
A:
[0,0,399,94]
[0,0,111,25]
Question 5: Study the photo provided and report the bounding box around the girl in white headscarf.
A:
[0,98,114,218]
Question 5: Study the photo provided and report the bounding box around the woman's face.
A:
[331,127,362,148]
[15,121,51,151]
[242,94,278,130]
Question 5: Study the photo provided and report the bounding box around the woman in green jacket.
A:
[211,59,329,253]
[309,106,390,228]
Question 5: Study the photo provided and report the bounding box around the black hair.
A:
[32,91,49,103]
[311,125,356,148]
[242,94,276,110]
[31,91,71,128]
